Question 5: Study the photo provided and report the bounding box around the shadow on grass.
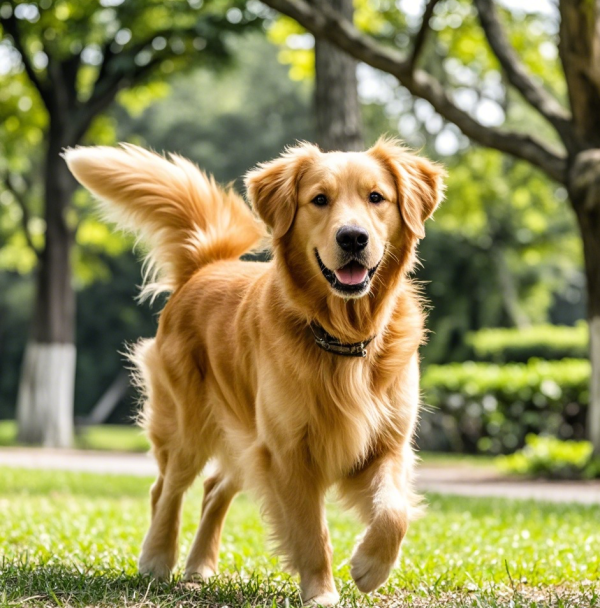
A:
[3,559,599,608]
[1,560,304,607]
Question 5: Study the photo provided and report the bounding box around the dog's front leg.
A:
[339,448,419,593]
[257,445,338,606]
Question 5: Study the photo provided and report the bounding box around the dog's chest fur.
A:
[310,364,388,479]
[260,348,418,482]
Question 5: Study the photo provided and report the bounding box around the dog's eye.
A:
[312,194,328,206]
[369,192,384,204]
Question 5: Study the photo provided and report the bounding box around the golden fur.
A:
[64,138,445,605]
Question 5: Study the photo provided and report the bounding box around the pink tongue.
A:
[334,262,368,285]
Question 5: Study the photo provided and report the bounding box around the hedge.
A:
[420,358,590,454]
[497,434,600,479]
[466,322,588,363]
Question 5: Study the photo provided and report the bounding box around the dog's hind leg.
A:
[149,447,169,519]
[184,468,239,580]
[150,476,164,519]
[139,448,206,580]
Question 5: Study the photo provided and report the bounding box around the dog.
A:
[65,138,445,605]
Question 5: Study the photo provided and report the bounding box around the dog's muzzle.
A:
[315,249,380,296]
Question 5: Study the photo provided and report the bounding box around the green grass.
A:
[417,451,496,467]
[75,424,150,452]
[0,421,150,452]
[0,420,16,446]
[1,467,598,607]
[0,421,494,468]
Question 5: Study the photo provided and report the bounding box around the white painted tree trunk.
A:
[590,316,600,453]
[16,341,76,448]
[16,133,78,447]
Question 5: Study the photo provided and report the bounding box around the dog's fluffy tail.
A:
[64,144,264,299]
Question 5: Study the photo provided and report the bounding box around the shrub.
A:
[420,359,589,454]
[466,322,588,363]
[497,434,600,479]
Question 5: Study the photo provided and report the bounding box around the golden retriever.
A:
[65,138,445,605]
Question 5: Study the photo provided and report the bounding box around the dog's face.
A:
[294,152,399,298]
[246,138,445,300]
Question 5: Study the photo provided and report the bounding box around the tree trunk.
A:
[578,210,600,453]
[570,150,600,453]
[313,0,363,152]
[491,247,531,329]
[16,123,77,448]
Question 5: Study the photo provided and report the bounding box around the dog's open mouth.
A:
[315,250,379,296]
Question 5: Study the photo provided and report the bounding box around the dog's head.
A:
[246,137,445,301]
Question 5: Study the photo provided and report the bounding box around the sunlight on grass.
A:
[76,425,150,453]
[1,420,496,465]
[1,466,599,606]
[0,420,16,447]
[0,421,150,452]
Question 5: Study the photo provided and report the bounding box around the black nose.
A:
[336,225,369,254]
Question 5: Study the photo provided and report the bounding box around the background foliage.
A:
[421,358,589,454]
[0,1,587,454]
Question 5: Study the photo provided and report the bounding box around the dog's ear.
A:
[369,137,446,239]
[245,143,320,240]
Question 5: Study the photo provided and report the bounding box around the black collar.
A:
[310,323,375,358]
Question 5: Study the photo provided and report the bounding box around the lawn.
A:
[0,421,496,466]
[0,421,150,453]
[1,467,598,607]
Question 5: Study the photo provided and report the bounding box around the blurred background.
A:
[0,0,597,480]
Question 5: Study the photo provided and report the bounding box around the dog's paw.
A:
[138,552,173,581]
[350,541,395,593]
[184,563,216,582]
[303,590,340,606]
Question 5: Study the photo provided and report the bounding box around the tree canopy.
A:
[0,0,260,273]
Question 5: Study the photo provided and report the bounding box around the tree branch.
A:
[2,173,40,257]
[557,0,600,140]
[409,0,442,71]
[72,26,208,143]
[71,72,124,143]
[473,0,572,143]
[71,44,194,144]
[414,71,567,181]
[0,11,51,109]
[262,0,567,183]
